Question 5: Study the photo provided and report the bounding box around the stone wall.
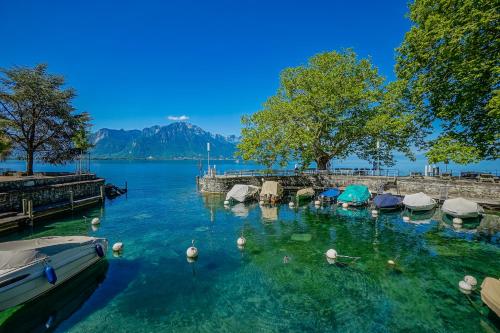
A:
[0,175,105,212]
[198,174,500,206]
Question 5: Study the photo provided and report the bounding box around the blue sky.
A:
[0,0,410,136]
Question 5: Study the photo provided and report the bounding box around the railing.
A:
[220,168,400,178]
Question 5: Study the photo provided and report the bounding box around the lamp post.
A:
[207,142,210,176]
[376,139,380,176]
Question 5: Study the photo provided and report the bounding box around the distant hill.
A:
[89,122,238,159]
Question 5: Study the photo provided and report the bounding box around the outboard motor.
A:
[44,265,57,285]
[95,243,105,258]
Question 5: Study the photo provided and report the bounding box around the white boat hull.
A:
[0,238,108,311]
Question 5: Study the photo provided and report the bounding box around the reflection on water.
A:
[0,161,498,332]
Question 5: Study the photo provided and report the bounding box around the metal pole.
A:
[376,140,380,176]
[207,142,210,176]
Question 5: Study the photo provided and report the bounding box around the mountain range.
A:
[89,122,238,159]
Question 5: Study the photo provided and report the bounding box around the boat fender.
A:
[95,244,105,257]
[314,200,321,206]
[403,216,410,222]
[342,203,349,208]
[44,265,57,285]
[224,200,230,205]
[458,280,472,294]
[289,202,295,207]
[452,217,463,225]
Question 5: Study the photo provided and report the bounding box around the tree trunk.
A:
[316,155,330,170]
[26,150,34,176]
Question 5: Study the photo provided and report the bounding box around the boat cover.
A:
[320,188,341,199]
[226,184,259,202]
[441,197,484,218]
[403,192,434,207]
[260,181,283,197]
[373,194,402,208]
[296,187,314,198]
[0,236,96,271]
[337,185,370,204]
[481,277,500,317]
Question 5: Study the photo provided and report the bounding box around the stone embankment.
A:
[197,173,500,208]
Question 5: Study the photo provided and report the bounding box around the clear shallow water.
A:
[0,160,499,333]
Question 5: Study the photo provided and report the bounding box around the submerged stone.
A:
[291,233,312,242]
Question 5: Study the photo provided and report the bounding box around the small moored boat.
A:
[403,192,436,211]
[0,236,108,311]
[441,197,484,219]
[337,184,370,206]
[226,184,260,203]
[260,181,283,203]
[296,187,315,202]
[318,188,341,203]
[373,193,403,210]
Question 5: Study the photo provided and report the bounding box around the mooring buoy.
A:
[91,217,100,225]
[112,242,123,252]
[342,203,348,208]
[371,210,378,215]
[387,259,395,265]
[314,200,321,206]
[186,240,198,258]
[224,200,230,205]
[452,217,463,225]
[237,236,246,246]
[464,275,477,286]
[289,201,295,207]
[326,249,338,260]
[459,280,472,294]
[403,216,410,222]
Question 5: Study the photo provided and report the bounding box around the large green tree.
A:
[238,50,425,169]
[396,0,499,163]
[0,64,90,175]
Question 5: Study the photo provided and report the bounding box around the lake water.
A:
[0,160,499,332]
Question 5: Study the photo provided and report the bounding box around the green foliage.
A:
[426,136,481,164]
[0,64,90,174]
[0,119,11,160]
[396,0,500,161]
[238,50,425,169]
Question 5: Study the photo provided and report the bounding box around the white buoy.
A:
[371,210,378,215]
[289,201,295,207]
[464,275,477,286]
[459,280,472,294]
[186,240,198,258]
[259,200,265,205]
[326,257,336,265]
[387,259,395,265]
[452,217,463,225]
[342,202,349,208]
[237,236,246,246]
[224,200,230,205]
[112,242,123,252]
[91,217,100,225]
[403,216,410,222]
[314,200,321,206]
[326,249,338,259]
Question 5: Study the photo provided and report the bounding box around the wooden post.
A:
[22,199,27,215]
[100,185,105,201]
[69,190,74,210]
[28,200,33,219]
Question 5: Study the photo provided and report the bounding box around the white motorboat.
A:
[226,184,260,203]
[441,197,484,218]
[403,192,437,211]
[0,236,108,311]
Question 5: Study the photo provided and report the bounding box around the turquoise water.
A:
[0,160,499,332]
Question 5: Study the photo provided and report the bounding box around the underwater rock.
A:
[291,233,312,242]
[477,215,500,237]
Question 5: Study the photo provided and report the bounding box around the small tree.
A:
[238,50,425,169]
[73,125,94,174]
[0,64,89,175]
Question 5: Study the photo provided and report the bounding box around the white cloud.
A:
[167,115,189,121]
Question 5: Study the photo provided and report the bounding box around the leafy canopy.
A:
[0,64,90,174]
[238,50,425,169]
[396,0,500,163]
